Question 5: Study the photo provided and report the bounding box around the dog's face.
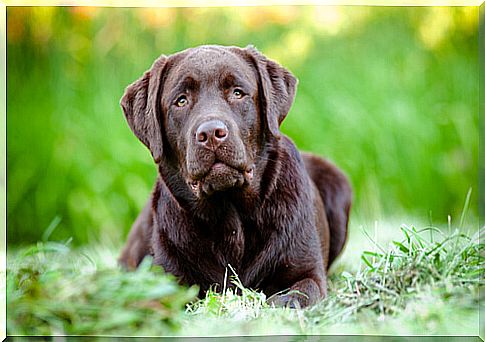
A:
[121,45,297,198]
[162,47,260,196]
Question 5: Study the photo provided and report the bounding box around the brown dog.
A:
[119,45,351,308]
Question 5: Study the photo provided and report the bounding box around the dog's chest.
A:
[196,209,264,279]
[201,211,247,267]
[210,224,244,268]
[156,194,275,289]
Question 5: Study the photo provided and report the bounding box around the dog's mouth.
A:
[188,161,254,196]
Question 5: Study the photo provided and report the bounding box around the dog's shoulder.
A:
[273,135,311,189]
[260,135,315,220]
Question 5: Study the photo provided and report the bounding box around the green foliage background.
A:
[7,6,478,246]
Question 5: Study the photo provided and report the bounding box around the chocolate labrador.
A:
[119,45,351,308]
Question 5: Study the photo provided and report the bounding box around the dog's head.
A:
[121,45,297,197]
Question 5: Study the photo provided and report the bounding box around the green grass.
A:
[8,221,483,336]
[7,243,198,336]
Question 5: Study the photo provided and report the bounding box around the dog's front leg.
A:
[119,195,154,269]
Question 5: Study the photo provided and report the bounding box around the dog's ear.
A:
[240,46,298,138]
[120,55,168,163]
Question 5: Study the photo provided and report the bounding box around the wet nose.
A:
[196,120,228,150]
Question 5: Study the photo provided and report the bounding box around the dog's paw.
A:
[267,291,309,309]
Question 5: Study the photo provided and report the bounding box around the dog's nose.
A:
[196,120,228,150]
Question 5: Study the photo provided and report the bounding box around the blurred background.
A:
[7,6,478,246]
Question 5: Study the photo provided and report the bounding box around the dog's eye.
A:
[176,95,188,107]
[233,89,244,99]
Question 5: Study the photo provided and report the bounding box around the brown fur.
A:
[119,45,351,308]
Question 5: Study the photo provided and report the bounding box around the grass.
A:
[7,221,483,337]
[7,243,198,335]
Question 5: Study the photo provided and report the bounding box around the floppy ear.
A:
[120,55,168,163]
[242,46,298,138]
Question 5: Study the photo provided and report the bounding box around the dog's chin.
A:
[189,162,253,197]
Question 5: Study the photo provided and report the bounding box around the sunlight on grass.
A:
[187,265,269,320]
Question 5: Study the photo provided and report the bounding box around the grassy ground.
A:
[7,219,483,337]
